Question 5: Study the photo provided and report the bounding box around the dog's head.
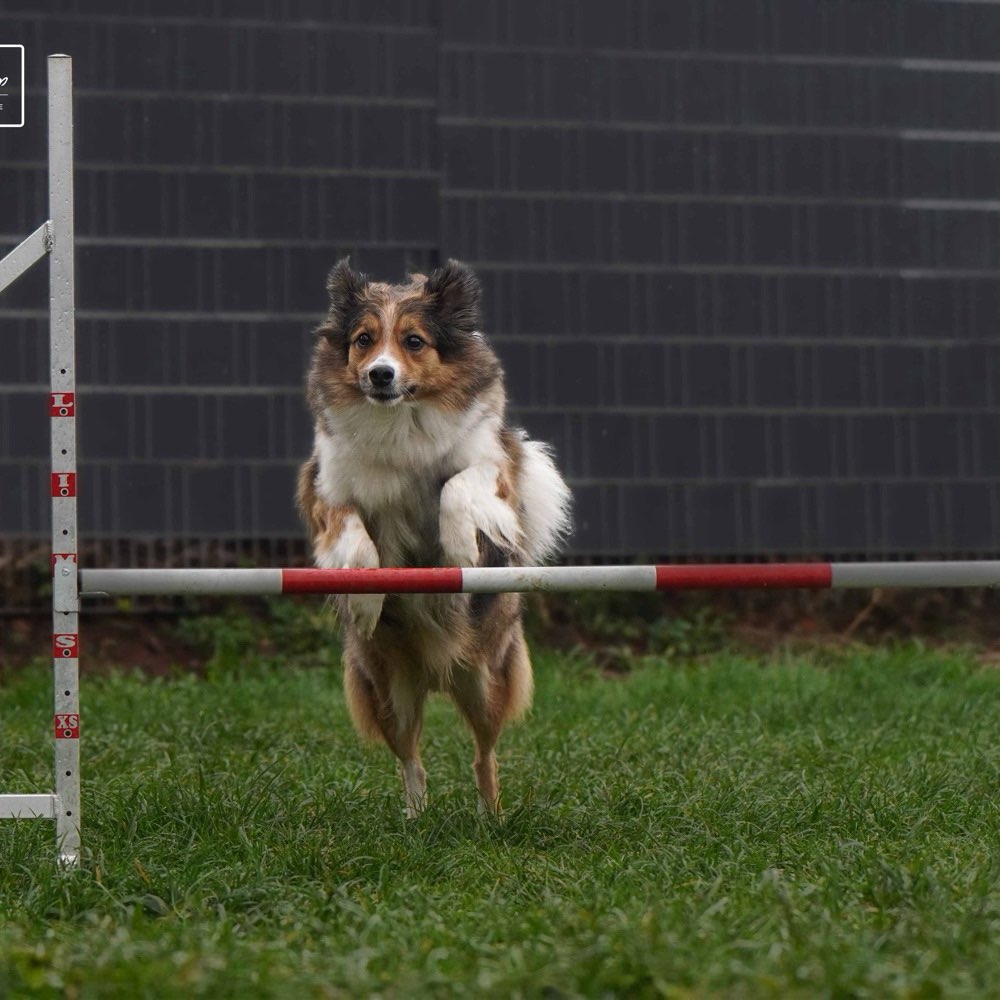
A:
[309,258,502,413]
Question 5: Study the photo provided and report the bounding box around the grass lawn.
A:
[1,606,999,997]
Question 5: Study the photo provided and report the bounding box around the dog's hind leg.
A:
[344,651,428,817]
[451,621,533,815]
[448,668,506,815]
[460,710,502,815]
[389,670,428,818]
[451,673,500,813]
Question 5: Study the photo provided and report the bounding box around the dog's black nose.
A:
[369,365,395,388]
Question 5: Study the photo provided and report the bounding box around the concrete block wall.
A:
[2,0,999,560]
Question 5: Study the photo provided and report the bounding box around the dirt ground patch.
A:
[1,611,205,677]
[4,587,1000,677]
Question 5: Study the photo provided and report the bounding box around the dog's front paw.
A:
[316,511,384,635]
[343,526,383,636]
[348,592,384,638]
[439,503,480,567]
[342,522,383,636]
[439,467,521,567]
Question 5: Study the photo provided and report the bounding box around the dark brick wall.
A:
[2,1,438,545]
[2,0,999,560]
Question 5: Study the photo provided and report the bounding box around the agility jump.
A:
[3,56,999,863]
[78,562,1000,595]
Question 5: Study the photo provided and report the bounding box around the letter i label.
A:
[51,472,77,497]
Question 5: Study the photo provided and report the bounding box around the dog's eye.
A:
[354,332,373,348]
[403,334,424,352]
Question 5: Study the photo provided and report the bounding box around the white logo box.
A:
[0,44,25,127]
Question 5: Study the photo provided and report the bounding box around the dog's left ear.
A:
[424,259,480,337]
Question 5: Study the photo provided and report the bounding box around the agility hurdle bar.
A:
[4,57,1000,866]
[0,55,80,864]
[80,561,1000,596]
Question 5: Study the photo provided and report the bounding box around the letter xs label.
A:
[54,714,80,739]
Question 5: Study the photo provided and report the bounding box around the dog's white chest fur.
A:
[314,400,500,567]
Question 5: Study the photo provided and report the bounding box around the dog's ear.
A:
[424,259,480,338]
[320,257,368,341]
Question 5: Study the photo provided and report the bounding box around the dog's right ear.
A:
[318,257,368,342]
[423,259,480,339]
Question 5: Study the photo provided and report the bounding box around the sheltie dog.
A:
[297,258,571,816]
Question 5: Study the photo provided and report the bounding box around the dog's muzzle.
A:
[368,365,395,389]
[363,362,403,403]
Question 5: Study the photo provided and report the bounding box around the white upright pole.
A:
[48,54,81,866]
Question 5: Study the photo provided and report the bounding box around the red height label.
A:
[50,393,75,417]
[53,633,79,658]
[51,472,77,497]
[51,553,78,574]
[54,714,80,739]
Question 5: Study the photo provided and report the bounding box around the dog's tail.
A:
[516,437,573,565]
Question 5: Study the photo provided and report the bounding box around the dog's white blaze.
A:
[364,352,399,380]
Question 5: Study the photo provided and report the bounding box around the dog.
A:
[297,258,571,816]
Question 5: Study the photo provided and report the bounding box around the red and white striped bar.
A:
[79,560,1000,597]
